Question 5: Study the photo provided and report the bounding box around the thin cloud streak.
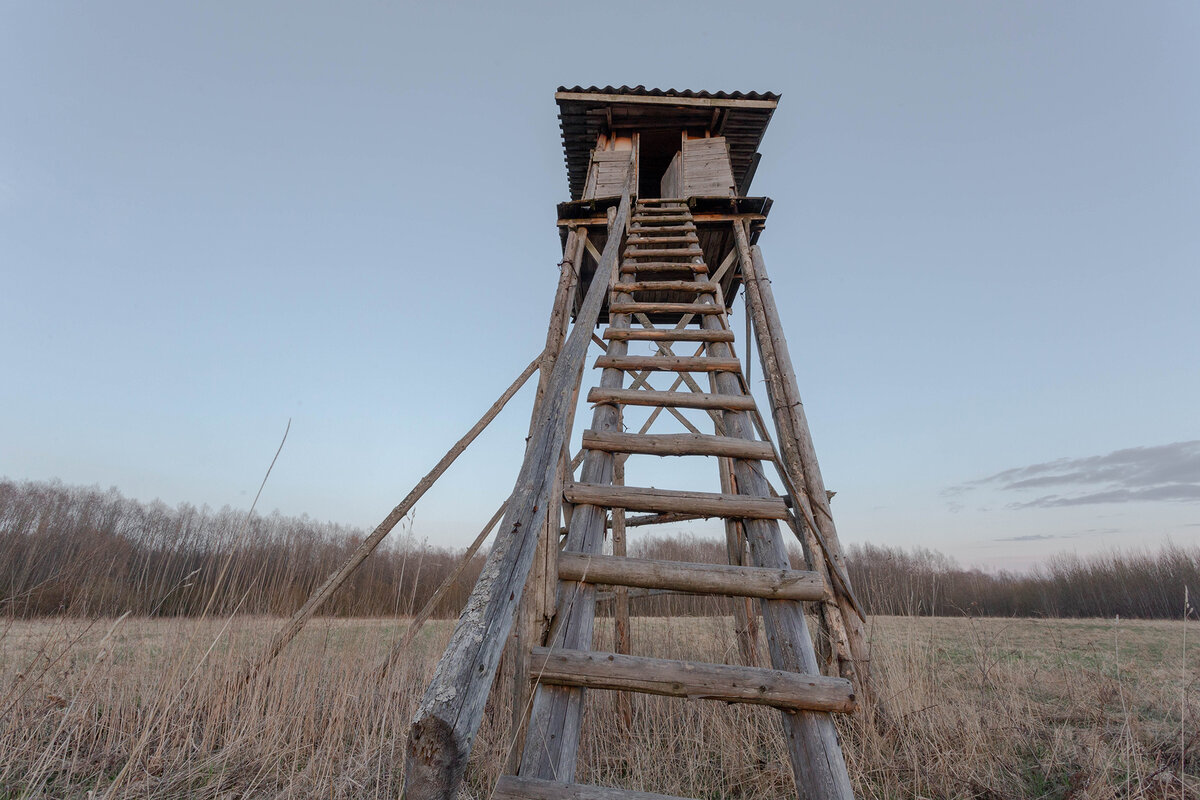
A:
[949,440,1200,508]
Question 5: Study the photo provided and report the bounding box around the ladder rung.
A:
[563,482,788,520]
[626,235,699,245]
[617,280,717,293]
[623,247,703,259]
[493,776,693,800]
[629,224,697,234]
[594,355,741,373]
[558,553,827,601]
[588,386,753,410]
[529,647,856,713]
[582,430,774,460]
[631,214,692,223]
[602,329,734,343]
[619,262,707,274]
[609,302,721,316]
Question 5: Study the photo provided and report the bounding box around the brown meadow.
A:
[0,613,1195,799]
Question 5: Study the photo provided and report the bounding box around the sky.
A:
[1,2,1197,570]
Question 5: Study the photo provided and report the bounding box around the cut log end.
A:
[403,715,462,800]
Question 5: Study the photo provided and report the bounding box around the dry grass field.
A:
[0,613,1195,799]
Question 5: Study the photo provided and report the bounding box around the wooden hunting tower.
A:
[403,87,872,800]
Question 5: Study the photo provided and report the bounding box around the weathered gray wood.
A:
[619,262,708,274]
[610,445,632,727]
[493,776,692,800]
[601,329,734,343]
[557,553,826,601]
[529,648,855,713]
[403,179,632,800]
[251,350,542,679]
[587,387,753,410]
[696,288,855,800]
[507,225,589,771]
[630,215,692,224]
[626,223,697,233]
[610,510,711,529]
[563,483,788,520]
[626,235,699,245]
[594,355,741,373]
[734,222,872,694]
[718,456,759,666]
[517,250,634,783]
[608,302,721,316]
[623,247,702,258]
[581,430,775,460]
[681,137,736,197]
[617,280,717,293]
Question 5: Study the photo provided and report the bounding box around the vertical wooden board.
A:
[660,150,683,198]
[682,137,736,197]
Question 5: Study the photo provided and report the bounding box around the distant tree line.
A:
[845,542,1198,619]
[1,478,1196,619]
[0,479,483,618]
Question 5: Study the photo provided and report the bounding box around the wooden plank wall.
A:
[682,137,736,197]
[584,136,636,200]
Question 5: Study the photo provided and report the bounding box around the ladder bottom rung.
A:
[620,263,707,274]
[609,302,721,316]
[529,647,857,713]
[582,430,775,460]
[564,482,788,520]
[493,776,695,800]
[631,214,692,223]
[601,329,734,343]
[595,355,742,373]
[558,552,827,601]
[588,386,751,409]
[629,224,697,234]
[616,280,717,293]
[624,248,703,259]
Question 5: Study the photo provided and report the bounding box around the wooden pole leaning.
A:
[519,218,634,783]
[731,220,873,697]
[247,351,543,679]
[403,176,633,800]
[507,225,588,772]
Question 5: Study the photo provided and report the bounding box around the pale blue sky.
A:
[2,2,1197,568]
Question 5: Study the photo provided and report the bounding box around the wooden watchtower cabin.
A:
[403,86,872,800]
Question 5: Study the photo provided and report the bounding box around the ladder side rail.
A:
[507,223,591,771]
[403,178,632,800]
[698,299,856,800]
[732,221,871,692]
[518,291,634,782]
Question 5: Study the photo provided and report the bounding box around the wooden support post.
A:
[699,302,855,800]
[518,213,634,783]
[611,449,633,728]
[249,351,543,678]
[404,174,633,800]
[732,220,873,698]
[507,227,589,770]
[718,456,759,666]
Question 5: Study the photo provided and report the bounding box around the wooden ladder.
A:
[494,199,856,800]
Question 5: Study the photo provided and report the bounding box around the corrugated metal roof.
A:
[557,85,781,102]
